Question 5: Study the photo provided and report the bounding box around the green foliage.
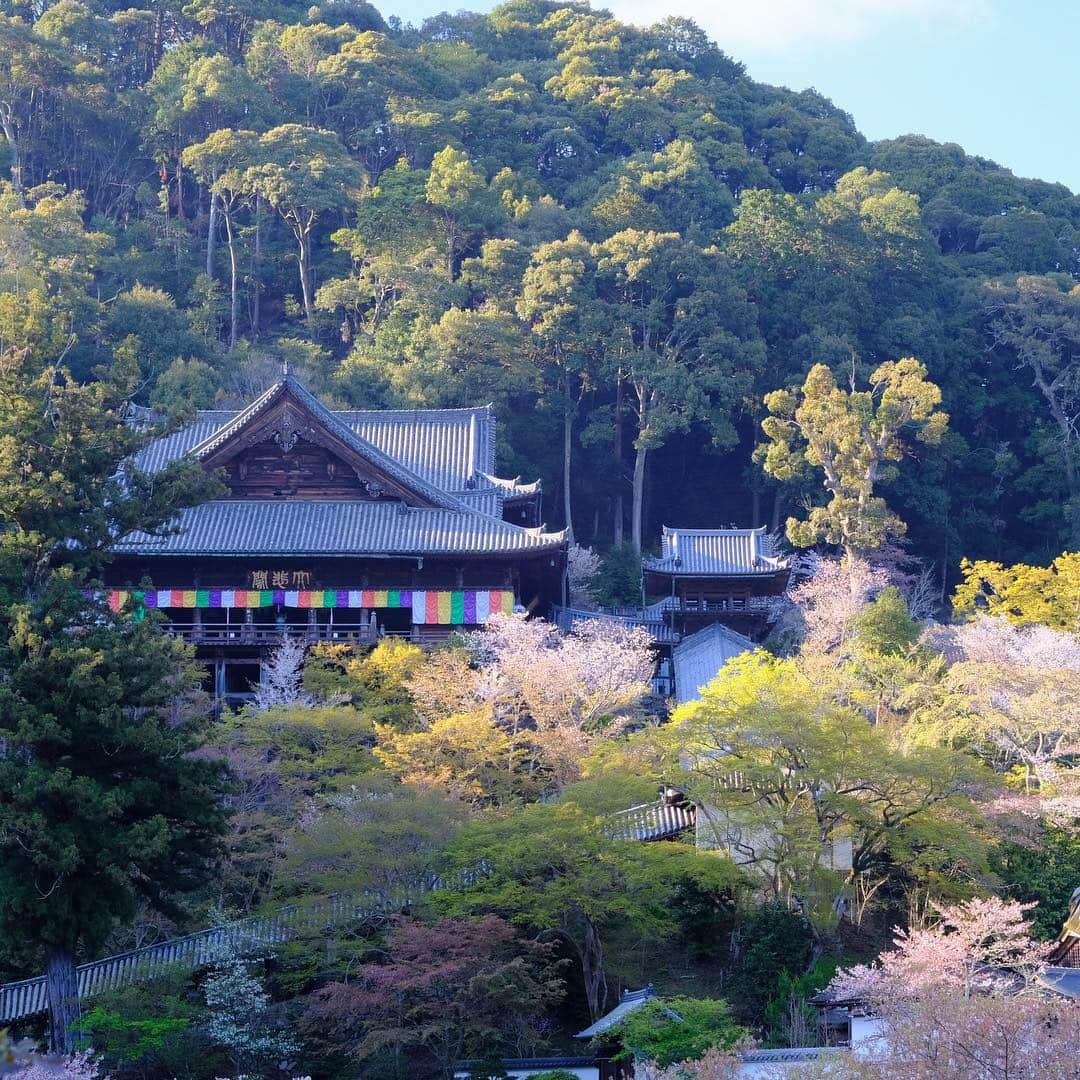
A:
[222,702,378,792]
[762,955,839,1048]
[433,787,747,1021]
[992,825,1080,940]
[726,902,814,1025]
[593,543,642,607]
[151,357,220,413]
[663,652,987,931]
[81,975,204,1080]
[953,554,1080,630]
[0,0,1072,559]
[612,995,746,1068]
[852,585,920,657]
[302,638,425,724]
[275,775,469,904]
[0,348,227,1002]
[759,359,947,557]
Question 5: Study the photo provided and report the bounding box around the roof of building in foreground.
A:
[643,525,790,577]
[118,373,566,559]
[575,986,658,1039]
[672,621,758,705]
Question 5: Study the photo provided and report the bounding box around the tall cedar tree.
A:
[0,348,225,1052]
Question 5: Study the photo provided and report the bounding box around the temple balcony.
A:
[163,620,431,646]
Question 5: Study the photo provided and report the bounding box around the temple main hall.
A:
[104,370,568,705]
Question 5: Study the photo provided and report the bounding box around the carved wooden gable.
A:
[199,392,439,505]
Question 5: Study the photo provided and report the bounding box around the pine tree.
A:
[0,348,226,1052]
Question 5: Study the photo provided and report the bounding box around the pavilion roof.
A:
[643,526,790,578]
[575,986,658,1039]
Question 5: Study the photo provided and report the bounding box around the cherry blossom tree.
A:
[403,614,654,792]
[780,555,889,660]
[251,636,313,711]
[781,897,1080,1079]
[567,543,602,610]
[831,896,1051,1005]
[916,616,1080,822]
[649,1046,746,1080]
[465,613,656,788]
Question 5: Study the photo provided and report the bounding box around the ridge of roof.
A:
[575,985,657,1039]
[660,524,769,536]
[674,620,759,655]
[643,523,790,576]
[480,472,542,496]
[132,395,539,497]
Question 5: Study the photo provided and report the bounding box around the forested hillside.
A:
[2,0,1079,564]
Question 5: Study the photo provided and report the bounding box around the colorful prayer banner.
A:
[99,588,516,625]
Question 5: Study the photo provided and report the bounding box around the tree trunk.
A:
[223,207,238,350]
[445,214,458,279]
[205,189,217,278]
[297,227,314,322]
[581,917,607,1021]
[770,490,783,533]
[613,375,624,545]
[151,7,165,72]
[0,105,21,193]
[175,152,184,221]
[251,195,262,337]
[46,947,80,1055]
[1033,371,1080,545]
[631,442,647,553]
[562,406,574,541]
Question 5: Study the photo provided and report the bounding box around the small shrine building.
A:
[642,525,791,640]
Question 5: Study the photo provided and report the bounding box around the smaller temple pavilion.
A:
[104,370,567,704]
[643,526,790,640]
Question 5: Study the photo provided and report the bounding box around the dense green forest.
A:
[4,3,1080,1076]
[2,0,1079,567]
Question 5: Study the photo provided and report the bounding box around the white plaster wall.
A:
[455,1070,598,1080]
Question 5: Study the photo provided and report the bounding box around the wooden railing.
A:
[669,596,774,613]
[166,621,380,645]
[551,605,678,644]
[0,866,488,1024]
[0,798,695,1023]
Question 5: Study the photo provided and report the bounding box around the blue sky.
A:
[384,0,1080,193]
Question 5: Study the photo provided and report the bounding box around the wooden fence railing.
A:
[0,801,690,1024]
[550,605,679,644]
[2,794,691,1028]
[0,868,484,1024]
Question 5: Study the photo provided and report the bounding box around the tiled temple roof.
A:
[119,374,563,559]
[643,525,790,577]
[113,500,563,557]
[575,987,658,1039]
[134,386,508,495]
[672,622,758,704]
